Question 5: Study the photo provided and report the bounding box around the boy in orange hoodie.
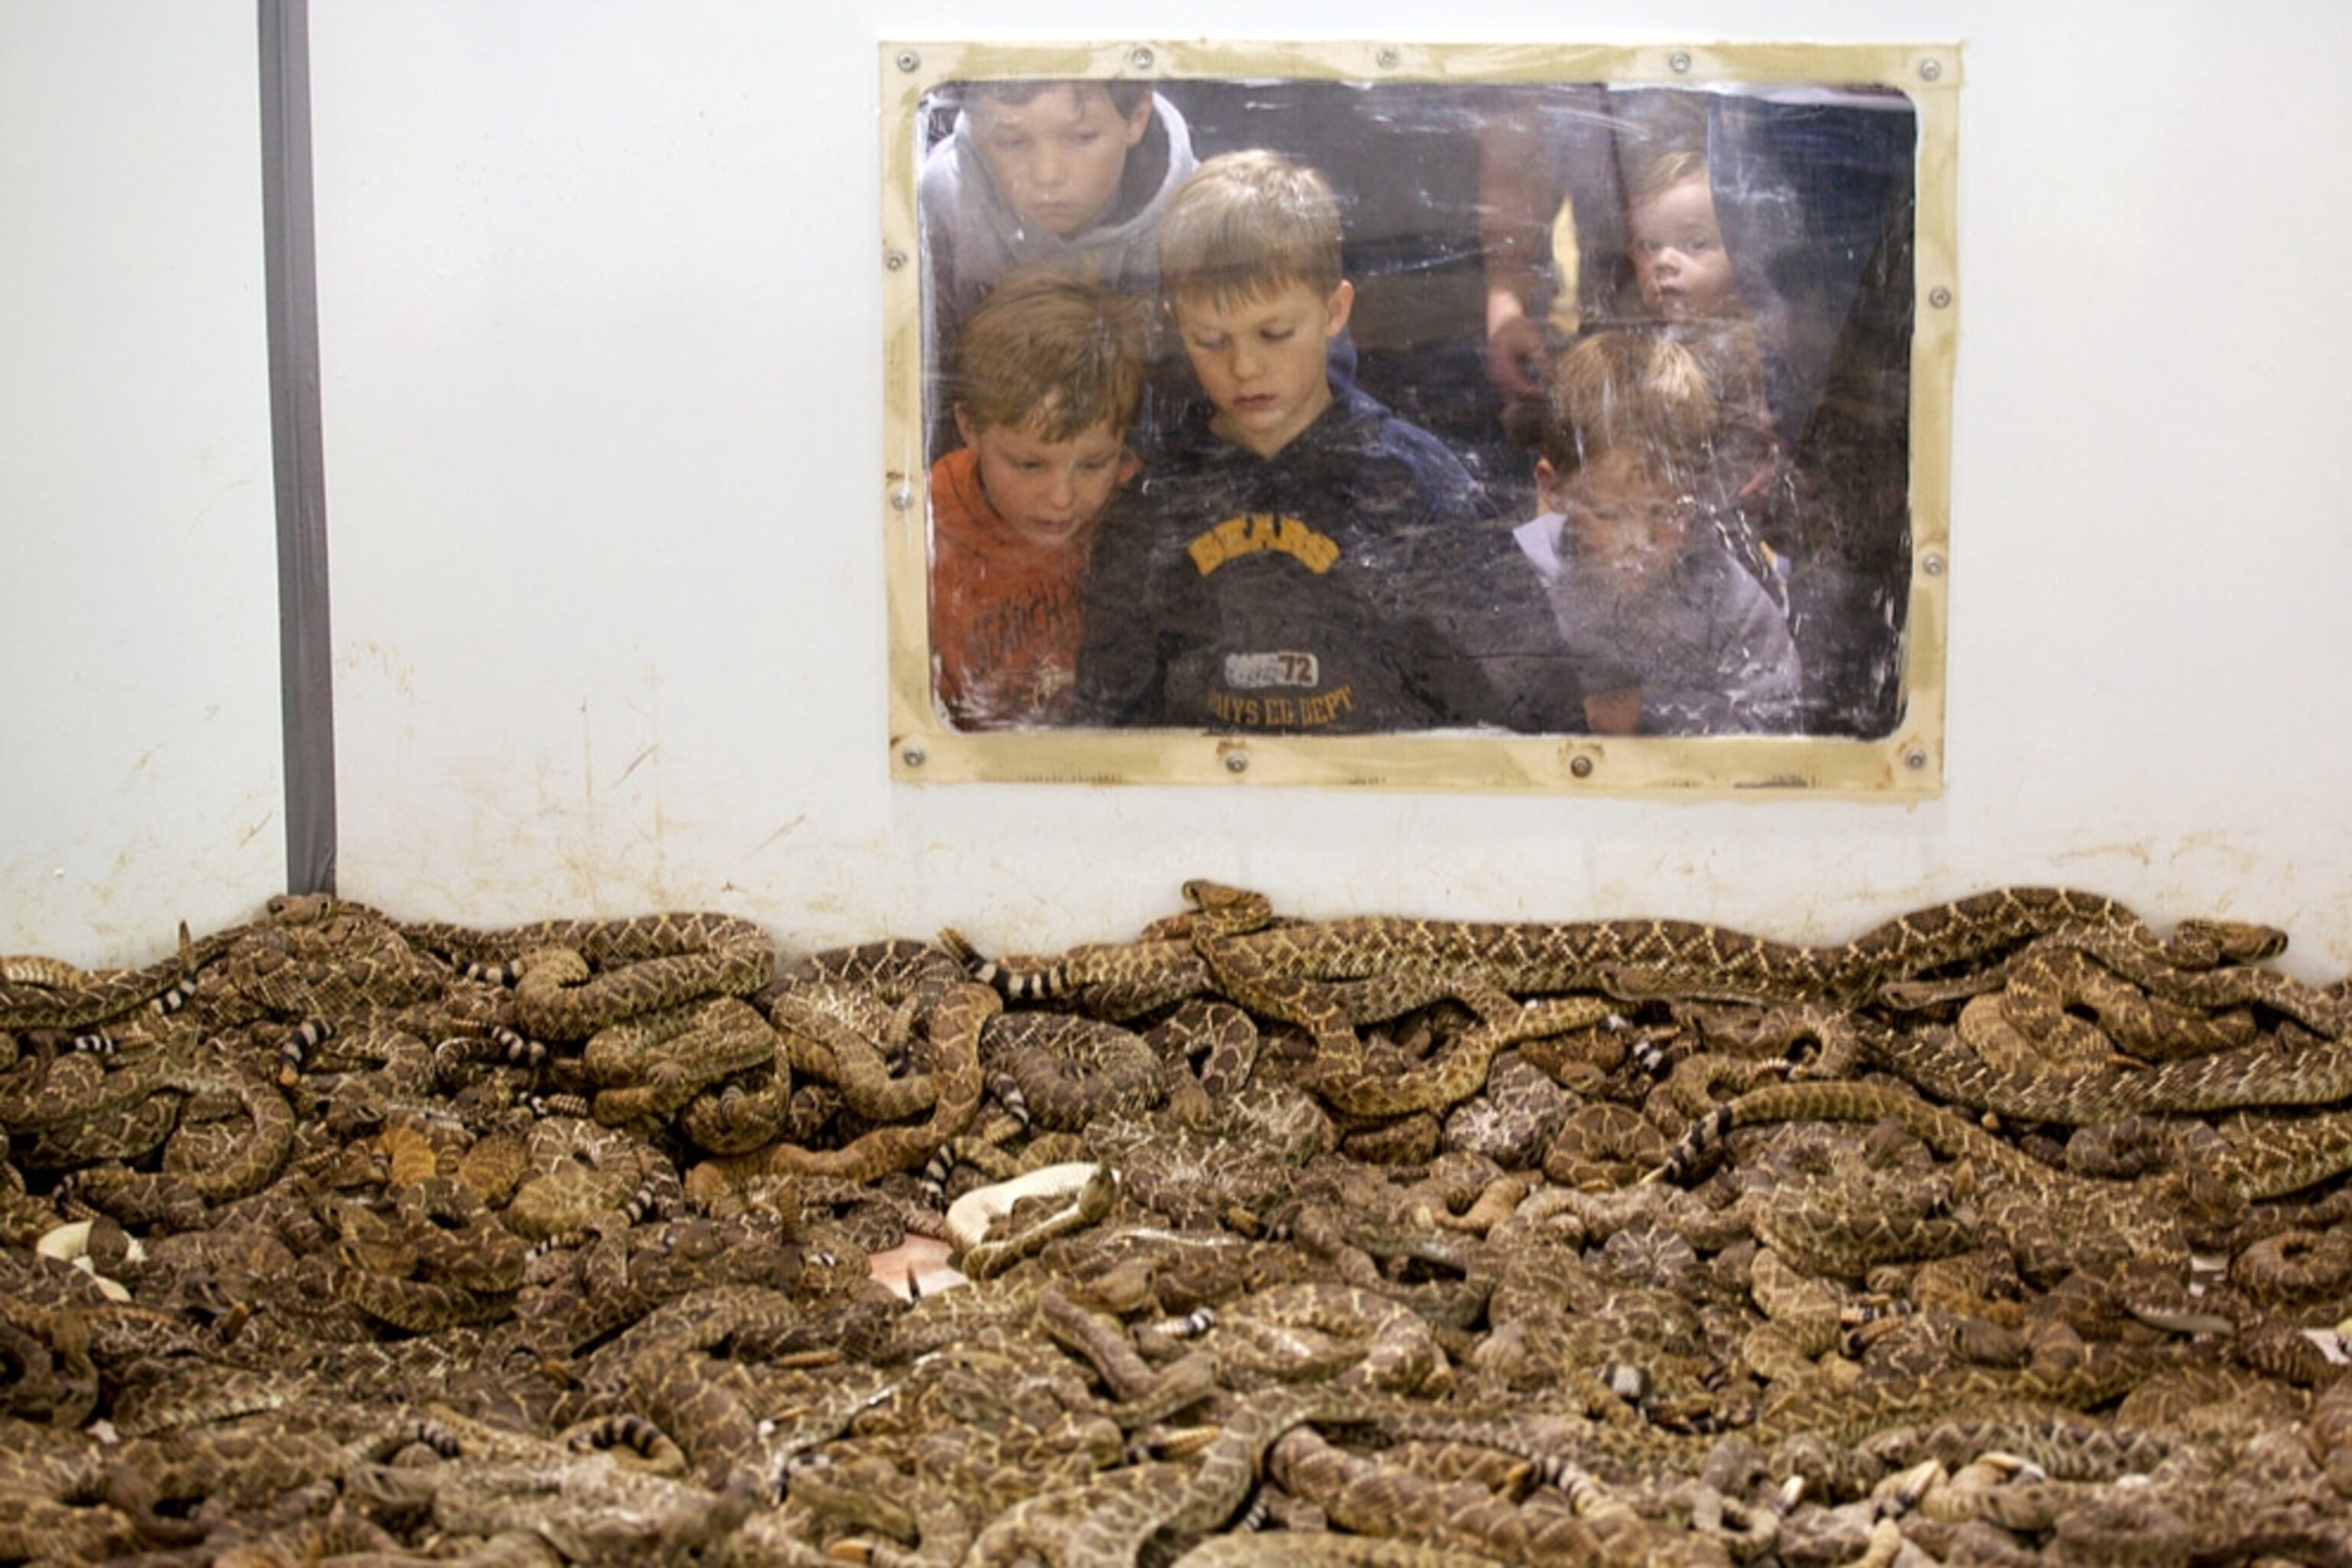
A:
[926,271,1147,729]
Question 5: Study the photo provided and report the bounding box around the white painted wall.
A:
[0,2,284,965]
[9,2,2351,975]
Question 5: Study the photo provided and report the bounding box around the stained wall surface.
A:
[0,2,285,962]
[8,2,2350,975]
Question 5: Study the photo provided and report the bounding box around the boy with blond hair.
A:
[1075,150,1572,733]
[927,271,1147,730]
[1513,328,1800,735]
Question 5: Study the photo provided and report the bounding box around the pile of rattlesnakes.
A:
[4,884,2352,1566]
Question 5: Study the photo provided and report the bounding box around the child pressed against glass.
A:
[1625,147,1744,323]
[920,80,1199,342]
[1074,150,1573,733]
[927,273,1146,730]
[1512,329,1801,736]
[1621,148,1797,608]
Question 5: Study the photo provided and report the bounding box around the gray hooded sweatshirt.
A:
[918,92,1198,344]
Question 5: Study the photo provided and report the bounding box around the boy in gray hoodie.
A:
[920,80,1197,345]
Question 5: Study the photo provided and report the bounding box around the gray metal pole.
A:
[258,0,336,896]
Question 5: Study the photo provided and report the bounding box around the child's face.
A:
[957,410,1131,550]
[1542,447,1693,587]
[969,85,1153,240]
[1628,175,1740,319]
[1171,279,1354,459]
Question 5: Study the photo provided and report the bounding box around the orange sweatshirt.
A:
[926,445,1131,730]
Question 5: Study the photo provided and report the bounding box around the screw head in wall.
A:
[1919,58,1943,82]
[1903,746,1930,771]
[1570,756,1595,779]
[1223,752,1249,774]
[1922,550,1946,577]
[1668,50,1693,74]
[1929,286,1953,310]
[902,744,926,768]
[1376,47,1400,69]
[895,50,920,73]
[1129,46,1155,70]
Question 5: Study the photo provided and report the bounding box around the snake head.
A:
[344,1460,439,1520]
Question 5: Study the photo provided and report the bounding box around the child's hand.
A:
[1485,302,1550,404]
[1584,684,1642,736]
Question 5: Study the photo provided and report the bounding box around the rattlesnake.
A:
[960,883,2288,1036]
[5,884,2352,1566]
[582,995,778,1129]
[1867,1021,2352,1125]
[1648,1080,2211,1305]
[982,1011,1165,1130]
[754,941,996,1181]
[2,918,240,1032]
[397,909,774,1039]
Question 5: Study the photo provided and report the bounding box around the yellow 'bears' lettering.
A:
[1187,514,1341,577]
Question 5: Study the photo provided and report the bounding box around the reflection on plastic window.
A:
[886,46,1955,792]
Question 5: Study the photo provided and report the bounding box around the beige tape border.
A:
[880,41,1961,799]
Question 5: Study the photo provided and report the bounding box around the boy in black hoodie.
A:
[1074,150,1576,734]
